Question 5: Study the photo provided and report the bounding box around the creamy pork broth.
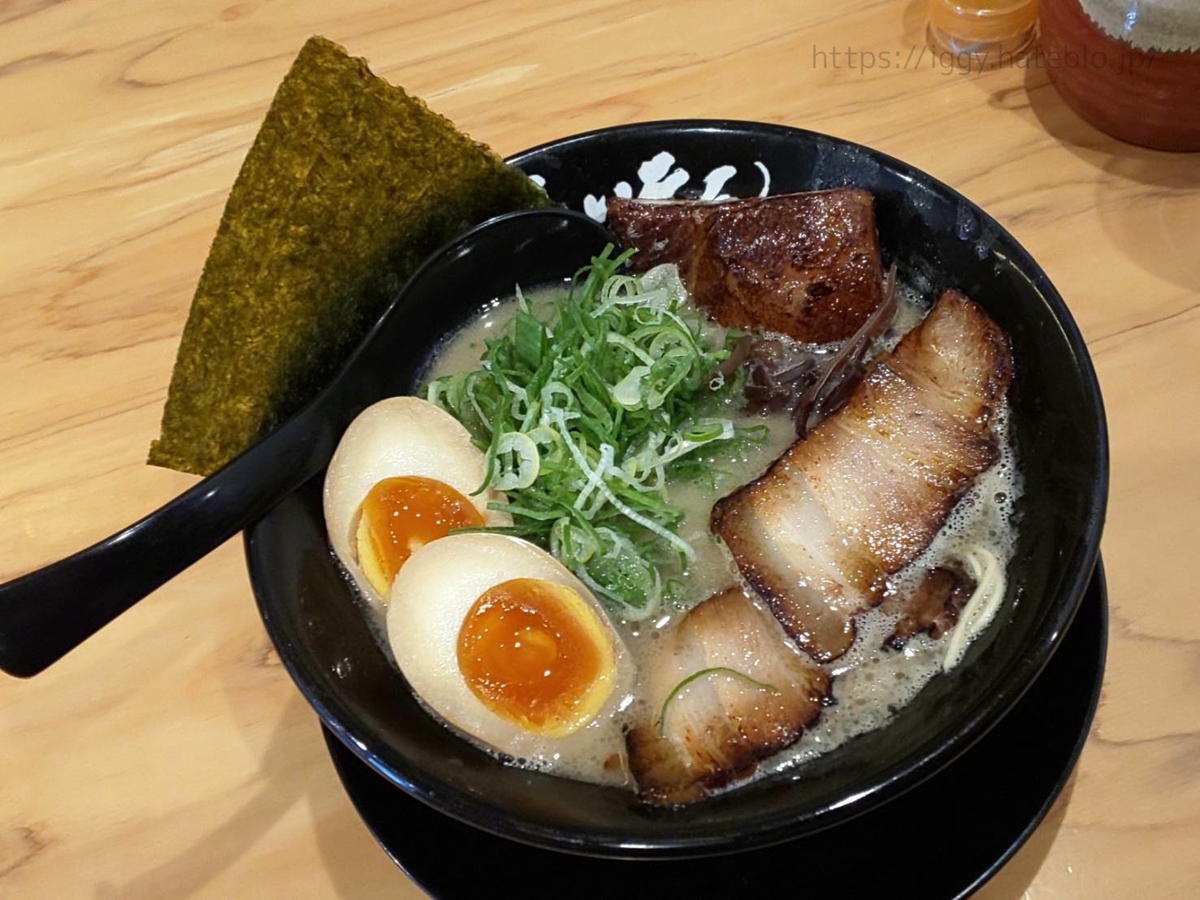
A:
[399,278,1022,791]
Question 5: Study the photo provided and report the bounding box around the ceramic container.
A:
[1040,0,1200,150]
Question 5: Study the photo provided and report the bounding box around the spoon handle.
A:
[0,411,333,677]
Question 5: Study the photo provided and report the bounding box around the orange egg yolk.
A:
[457,578,616,736]
[355,476,484,596]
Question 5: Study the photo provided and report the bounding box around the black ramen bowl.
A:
[244,121,1108,859]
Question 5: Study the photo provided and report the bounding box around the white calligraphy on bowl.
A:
[530,152,772,223]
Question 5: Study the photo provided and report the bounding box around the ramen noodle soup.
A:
[324,190,1020,803]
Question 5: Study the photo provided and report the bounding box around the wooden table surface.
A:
[2,1,1198,897]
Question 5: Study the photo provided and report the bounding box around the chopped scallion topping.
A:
[427,247,751,618]
[657,667,781,735]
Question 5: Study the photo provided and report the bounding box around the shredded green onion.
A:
[427,247,752,618]
[657,667,781,735]
[491,431,540,490]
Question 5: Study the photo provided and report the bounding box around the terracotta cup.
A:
[1040,0,1200,151]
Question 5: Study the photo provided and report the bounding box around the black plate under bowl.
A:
[245,121,1108,858]
[324,561,1107,899]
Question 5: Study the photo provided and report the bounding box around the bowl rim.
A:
[245,118,1109,858]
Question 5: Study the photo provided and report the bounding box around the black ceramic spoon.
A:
[0,209,613,678]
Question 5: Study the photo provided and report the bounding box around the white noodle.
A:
[942,546,1006,672]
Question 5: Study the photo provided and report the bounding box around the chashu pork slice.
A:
[626,588,830,806]
[712,289,1013,660]
[708,462,885,661]
[606,189,885,344]
[793,290,1012,569]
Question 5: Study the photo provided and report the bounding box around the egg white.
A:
[323,396,510,611]
[387,533,635,786]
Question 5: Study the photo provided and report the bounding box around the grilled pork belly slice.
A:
[606,189,885,344]
[626,588,830,806]
[708,463,885,661]
[712,289,1012,660]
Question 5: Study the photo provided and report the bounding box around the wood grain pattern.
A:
[1,1,1197,896]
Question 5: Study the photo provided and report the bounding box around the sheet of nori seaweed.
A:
[148,35,550,476]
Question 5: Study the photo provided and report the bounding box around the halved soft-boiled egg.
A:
[323,396,510,609]
[387,533,635,785]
